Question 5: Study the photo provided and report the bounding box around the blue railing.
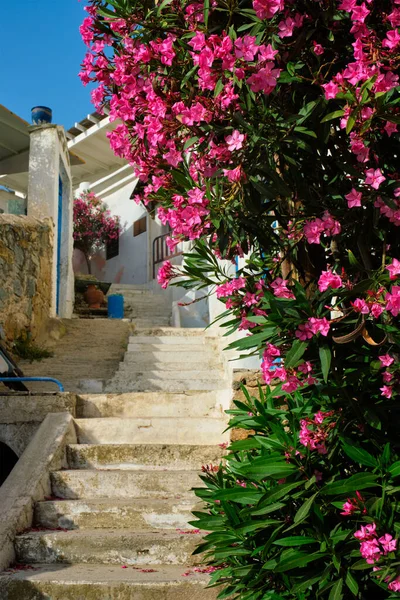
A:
[0,377,65,392]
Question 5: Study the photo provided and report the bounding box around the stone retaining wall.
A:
[0,214,53,341]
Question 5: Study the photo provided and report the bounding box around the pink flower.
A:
[234,35,259,61]
[223,166,244,182]
[365,168,386,190]
[386,258,400,280]
[270,278,295,299]
[370,303,384,318]
[157,260,176,289]
[309,317,330,336]
[346,188,362,208]
[385,121,398,137]
[382,29,400,50]
[386,285,400,316]
[379,354,394,367]
[225,130,245,152]
[379,534,397,554]
[313,42,324,55]
[253,0,284,19]
[318,270,343,292]
[352,298,369,314]
[360,539,382,564]
[383,370,394,383]
[388,578,400,592]
[354,523,377,541]
[351,3,370,22]
[380,385,393,398]
[322,81,340,100]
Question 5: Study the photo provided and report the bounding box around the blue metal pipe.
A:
[0,377,65,392]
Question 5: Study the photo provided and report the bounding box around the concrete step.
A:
[51,469,203,499]
[129,336,209,345]
[15,529,203,566]
[126,343,215,353]
[76,392,228,418]
[122,350,218,363]
[105,378,228,393]
[74,417,229,445]
[119,360,223,372]
[67,443,225,470]
[0,564,218,599]
[132,327,209,336]
[131,320,172,328]
[35,497,198,530]
[116,369,223,381]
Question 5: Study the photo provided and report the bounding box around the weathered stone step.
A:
[125,347,214,358]
[35,497,198,530]
[16,529,203,565]
[105,378,228,392]
[0,563,218,600]
[116,369,223,381]
[67,443,225,470]
[74,417,229,445]
[130,336,209,345]
[51,469,203,499]
[76,391,229,419]
[132,327,209,336]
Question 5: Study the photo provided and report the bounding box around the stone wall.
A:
[232,369,264,441]
[0,215,53,341]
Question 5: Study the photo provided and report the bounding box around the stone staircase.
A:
[109,284,172,327]
[106,327,230,393]
[0,328,231,598]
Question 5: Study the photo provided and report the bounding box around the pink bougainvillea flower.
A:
[386,258,400,280]
[379,534,397,554]
[354,523,377,541]
[382,29,400,50]
[365,168,386,190]
[360,539,382,564]
[352,298,369,314]
[346,188,362,208]
[318,270,343,292]
[322,81,340,100]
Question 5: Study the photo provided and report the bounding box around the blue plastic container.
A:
[108,294,124,319]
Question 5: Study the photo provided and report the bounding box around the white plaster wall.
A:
[73,181,165,285]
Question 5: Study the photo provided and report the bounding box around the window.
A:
[106,236,119,260]
[133,216,147,237]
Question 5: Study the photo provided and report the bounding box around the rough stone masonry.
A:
[0,214,53,341]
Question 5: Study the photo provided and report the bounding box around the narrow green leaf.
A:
[274,552,325,572]
[273,536,318,547]
[214,79,224,98]
[294,493,318,523]
[214,488,263,504]
[342,441,377,468]
[203,0,210,28]
[183,136,199,150]
[321,110,345,123]
[345,570,359,596]
[322,473,379,496]
[389,461,400,477]
[319,345,332,382]
[285,340,308,368]
[329,579,343,600]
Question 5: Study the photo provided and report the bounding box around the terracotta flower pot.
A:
[84,284,105,309]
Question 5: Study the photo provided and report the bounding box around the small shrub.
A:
[13,336,54,362]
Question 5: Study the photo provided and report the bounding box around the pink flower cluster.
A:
[261,344,316,392]
[295,317,330,341]
[303,212,341,245]
[299,410,336,455]
[341,491,366,516]
[354,523,397,565]
[318,270,343,292]
[216,277,246,299]
[270,278,295,299]
[375,190,400,227]
[157,261,177,289]
[158,189,210,241]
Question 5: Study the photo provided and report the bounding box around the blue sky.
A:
[0,1,93,130]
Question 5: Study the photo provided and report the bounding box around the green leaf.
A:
[274,552,325,572]
[214,79,224,98]
[321,110,345,123]
[183,136,199,150]
[285,340,308,368]
[342,441,378,468]
[345,571,359,596]
[346,112,357,134]
[329,579,343,600]
[203,0,209,27]
[258,481,305,507]
[388,461,400,477]
[273,536,318,547]
[319,345,332,382]
[322,473,379,496]
[214,488,263,504]
[294,493,318,524]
